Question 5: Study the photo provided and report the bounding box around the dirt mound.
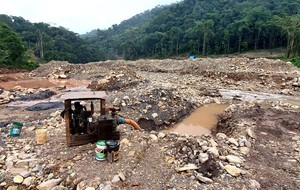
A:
[31,61,71,77]
[88,66,144,91]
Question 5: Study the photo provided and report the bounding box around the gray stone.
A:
[8,167,28,175]
[32,165,43,172]
[152,113,158,118]
[201,145,208,151]
[51,186,68,190]
[249,179,261,189]
[73,177,83,185]
[209,139,218,147]
[47,173,54,180]
[59,74,67,79]
[198,153,209,163]
[18,153,33,160]
[20,170,31,178]
[224,165,241,177]
[111,175,120,183]
[216,133,228,139]
[196,174,213,184]
[5,161,14,169]
[238,138,246,147]
[118,172,126,181]
[7,186,18,190]
[247,128,255,138]
[208,147,219,157]
[240,147,250,155]
[84,187,95,190]
[0,155,6,161]
[37,178,62,190]
[281,89,290,95]
[158,132,166,138]
[101,184,112,190]
[245,141,252,148]
[226,155,243,164]
[76,180,86,190]
[228,138,239,146]
[149,134,158,141]
[182,146,188,152]
[22,177,36,186]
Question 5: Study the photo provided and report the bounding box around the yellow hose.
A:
[124,118,142,131]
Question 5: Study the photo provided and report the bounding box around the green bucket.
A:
[10,122,23,137]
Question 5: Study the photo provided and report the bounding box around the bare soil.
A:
[215,106,300,190]
[0,57,300,190]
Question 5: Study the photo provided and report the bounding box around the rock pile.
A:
[0,85,56,105]
[0,111,66,189]
[30,61,71,79]
[165,131,251,184]
[1,57,300,189]
[111,86,194,131]
[88,66,145,91]
[0,89,13,104]
[291,76,300,88]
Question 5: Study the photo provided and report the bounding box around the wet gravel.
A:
[25,101,64,111]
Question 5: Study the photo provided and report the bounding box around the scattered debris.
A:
[0,57,299,189]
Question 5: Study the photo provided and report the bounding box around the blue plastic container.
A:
[10,122,23,137]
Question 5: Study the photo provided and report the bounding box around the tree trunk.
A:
[227,40,230,54]
[238,34,242,54]
[176,41,179,55]
[287,32,296,58]
[202,34,207,56]
[254,28,261,50]
[39,31,44,60]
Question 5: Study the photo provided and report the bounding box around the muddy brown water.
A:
[0,78,91,90]
[167,104,229,136]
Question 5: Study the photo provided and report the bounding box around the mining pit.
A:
[0,57,299,190]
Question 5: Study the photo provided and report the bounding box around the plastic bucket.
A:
[10,122,23,137]
[106,140,120,162]
[95,140,106,161]
[106,140,119,151]
[35,129,47,145]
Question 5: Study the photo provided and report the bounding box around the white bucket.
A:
[95,140,106,161]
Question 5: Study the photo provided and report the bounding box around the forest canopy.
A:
[0,22,38,69]
[84,0,300,60]
[0,14,104,66]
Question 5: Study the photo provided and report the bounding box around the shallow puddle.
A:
[0,78,91,90]
[167,103,229,136]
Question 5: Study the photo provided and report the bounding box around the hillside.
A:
[85,0,300,60]
[0,15,103,65]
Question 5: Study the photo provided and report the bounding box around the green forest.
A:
[0,15,103,69]
[1,0,300,69]
[85,0,300,60]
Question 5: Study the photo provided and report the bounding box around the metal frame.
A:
[61,91,106,146]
